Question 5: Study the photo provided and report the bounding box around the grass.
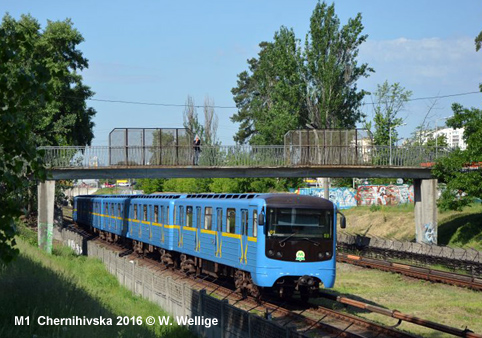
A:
[315,263,482,337]
[0,226,194,338]
[342,203,482,250]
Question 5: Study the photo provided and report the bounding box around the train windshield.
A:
[267,208,333,239]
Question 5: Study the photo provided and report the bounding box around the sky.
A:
[3,1,482,145]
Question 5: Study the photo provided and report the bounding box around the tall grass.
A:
[1,226,194,338]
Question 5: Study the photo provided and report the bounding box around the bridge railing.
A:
[38,145,448,169]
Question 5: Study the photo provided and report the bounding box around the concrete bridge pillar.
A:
[414,179,438,245]
[38,180,55,253]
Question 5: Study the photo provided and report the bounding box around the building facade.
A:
[433,127,467,150]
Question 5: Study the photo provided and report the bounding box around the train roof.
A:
[75,193,333,208]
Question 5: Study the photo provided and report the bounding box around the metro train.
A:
[73,193,346,299]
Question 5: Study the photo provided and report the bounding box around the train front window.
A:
[267,208,332,239]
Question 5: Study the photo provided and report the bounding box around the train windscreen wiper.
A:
[279,232,297,245]
[301,237,319,246]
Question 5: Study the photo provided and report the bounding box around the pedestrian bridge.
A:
[39,145,442,180]
[37,145,442,249]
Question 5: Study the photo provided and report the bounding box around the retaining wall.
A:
[61,228,305,338]
[337,232,482,264]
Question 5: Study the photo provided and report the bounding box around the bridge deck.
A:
[40,145,439,179]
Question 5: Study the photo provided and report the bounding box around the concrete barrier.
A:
[337,232,482,264]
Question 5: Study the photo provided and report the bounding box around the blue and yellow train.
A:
[74,193,346,299]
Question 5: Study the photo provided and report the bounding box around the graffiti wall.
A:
[295,188,357,209]
[356,185,414,206]
[294,184,415,209]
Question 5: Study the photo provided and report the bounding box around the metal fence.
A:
[38,145,449,168]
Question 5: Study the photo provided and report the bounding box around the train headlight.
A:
[276,251,283,258]
[268,250,274,257]
[325,251,331,258]
[318,252,324,259]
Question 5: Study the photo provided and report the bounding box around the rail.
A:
[39,145,449,169]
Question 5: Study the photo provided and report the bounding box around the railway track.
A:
[60,217,482,337]
[337,241,482,277]
[337,252,482,291]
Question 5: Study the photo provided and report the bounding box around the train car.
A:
[73,193,346,299]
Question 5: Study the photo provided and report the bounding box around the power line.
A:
[88,98,237,109]
[87,90,481,109]
[361,91,481,106]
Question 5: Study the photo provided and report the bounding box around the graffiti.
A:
[356,185,414,206]
[423,222,437,244]
[67,239,83,255]
[296,188,357,209]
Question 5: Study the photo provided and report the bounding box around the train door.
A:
[226,208,239,263]
[240,209,249,265]
[195,206,201,252]
[185,205,195,252]
[215,208,223,257]
[164,205,170,247]
[178,205,184,248]
[116,203,121,235]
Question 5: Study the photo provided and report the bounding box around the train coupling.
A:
[297,275,315,287]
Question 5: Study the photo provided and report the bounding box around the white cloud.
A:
[359,36,482,86]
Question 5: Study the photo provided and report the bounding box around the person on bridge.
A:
[193,135,201,165]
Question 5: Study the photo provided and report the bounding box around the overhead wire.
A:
[86,91,482,109]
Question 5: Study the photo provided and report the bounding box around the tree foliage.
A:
[432,30,482,211]
[433,104,482,210]
[231,27,307,145]
[304,2,372,129]
[370,81,411,146]
[137,178,304,195]
[231,2,372,145]
[0,14,96,263]
[183,94,220,146]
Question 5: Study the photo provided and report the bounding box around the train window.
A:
[105,203,109,214]
[227,208,236,234]
[253,210,258,237]
[166,206,169,224]
[111,203,114,217]
[173,206,176,224]
[196,207,202,229]
[118,204,121,217]
[241,210,248,236]
[143,205,147,221]
[216,208,223,232]
[134,204,137,220]
[186,206,193,227]
[154,206,159,223]
[204,207,212,230]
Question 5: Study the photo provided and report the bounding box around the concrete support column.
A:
[38,180,55,253]
[414,179,438,245]
[322,177,330,200]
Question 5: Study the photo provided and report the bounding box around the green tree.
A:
[183,95,204,141]
[371,81,411,146]
[231,2,372,144]
[0,14,96,262]
[304,2,373,129]
[1,14,48,263]
[432,30,482,211]
[433,104,482,210]
[425,134,448,148]
[231,27,307,145]
[137,179,165,194]
[203,95,220,146]
[163,178,212,193]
